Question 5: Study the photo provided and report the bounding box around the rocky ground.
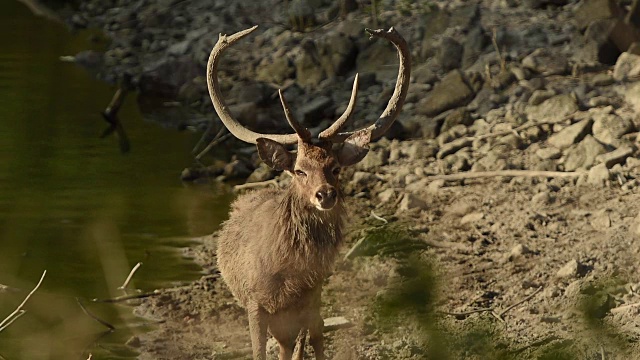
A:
[48,0,640,358]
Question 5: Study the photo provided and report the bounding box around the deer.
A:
[207,25,410,360]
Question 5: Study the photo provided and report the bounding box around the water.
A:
[0,2,233,359]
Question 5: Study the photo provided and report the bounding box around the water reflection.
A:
[0,2,231,359]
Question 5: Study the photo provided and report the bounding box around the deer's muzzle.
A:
[314,185,337,210]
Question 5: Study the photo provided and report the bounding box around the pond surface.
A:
[0,2,232,359]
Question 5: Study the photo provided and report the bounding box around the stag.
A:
[207,26,410,360]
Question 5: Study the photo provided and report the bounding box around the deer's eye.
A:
[294,170,307,177]
[332,167,341,175]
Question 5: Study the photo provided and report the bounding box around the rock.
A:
[587,163,610,186]
[528,89,556,106]
[406,141,438,161]
[535,147,562,160]
[613,52,640,81]
[223,158,253,180]
[357,38,402,81]
[462,26,489,69]
[509,244,532,260]
[167,40,190,56]
[437,138,473,159]
[531,191,553,205]
[295,40,326,89]
[287,0,317,30]
[556,259,586,279]
[591,73,615,87]
[317,32,357,78]
[437,37,463,71]
[630,213,640,236]
[352,171,376,186]
[139,57,201,97]
[574,0,619,30]
[299,96,334,125]
[417,70,476,117]
[323,316,352,331]
[441,108,473,133]
[412,63,439,85]
[460,212,484,225]
[596,145,635,168]
[399,193,429,212]
[563,135,608,171]
[547,119,593,149]
[526,94,579,123]
[359,148,389,170]
[228,102,258,128]
[590,210,611,230]
[377,188,396,204]
[246,163,275,183]
[591,113,634,145]
[522,48,569,76]
[256,56,294,84]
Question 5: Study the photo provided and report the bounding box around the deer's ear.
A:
[334,131,370,167]
[256,138,295,171]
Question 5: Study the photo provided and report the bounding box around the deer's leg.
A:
[293,328,307,360]
[309,313,325,360]
[247,302,268,360]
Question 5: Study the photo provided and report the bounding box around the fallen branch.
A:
[92,291,161,303]
[493,286,543,322]
[610,301,640,314]
[343,236,367,261]
[370,211,388,224]
[0,270,47,333]
[234,179,279,191]
[426,170,583,182]
[421,237,473,253]
[439,307,495,318]
[76,298,115,331]
[118,262,142,290]
[195,128,231,160]
[473,111,578,142]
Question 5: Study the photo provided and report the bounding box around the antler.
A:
[207,26,299,145]
[318,27,411,143]
[207,26,408,146]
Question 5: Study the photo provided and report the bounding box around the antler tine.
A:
[317,73,359,140]
[278,89,311,141]
[207,26,300,145]
[324,27,411,143]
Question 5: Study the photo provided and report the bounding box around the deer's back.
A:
[216,188,342,314]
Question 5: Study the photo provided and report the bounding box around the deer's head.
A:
[207,26,410,211]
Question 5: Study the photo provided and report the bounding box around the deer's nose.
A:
[315,186,337,210]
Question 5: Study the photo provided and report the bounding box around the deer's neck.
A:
[274,188,344,258]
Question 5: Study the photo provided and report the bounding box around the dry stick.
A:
[439,307,495,317]
[196,128,230,160]
[493,286,543,322]
[92,291,161,303]
[76,298,115,331]
[0,270,47,332]
[118,262,142,290]
[426,170,583,182]
[0,311,26,333]
[343,236,367,261]
[474,111,578,142]
[491,27,506,72]
[370,211,388,224]
[234,179,279,191]
[610,301,640,314]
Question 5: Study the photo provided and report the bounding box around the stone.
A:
[596,145,635,168]
[526,94,579,123]
[359,148,389,170]
[406,141,438,161]
[378,188,396,204]
[256,56,294,84]
[630,212,640,236]
[556,259,586,279]
[441,108,473,133]
[587,163,610,186]
[323,317,353,331]
[536,147,562,160]
[460,212,484,224]
[295,40,326,89]
[298,96,334,125]
[462,26,489,69]
[592,113,634,145]
[352,171,376,186]
[437,138,473,159]
[590,210,611,230]
[591,73,615,87]
[246,163,275,183]
[510,244,532,260]
[563,135,608,171]
[399,193,429,212]
[437,37,463,71]
[613,52,640,81]
[547,119,593,149]
[528,89,556,106]
[522,48,569,76]
[417,70,476,117]
[531,191,553,205]
[317,32,357,78]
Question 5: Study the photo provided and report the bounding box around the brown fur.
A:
[216,141,360,360]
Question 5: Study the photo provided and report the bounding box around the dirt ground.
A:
[127,166,640,359]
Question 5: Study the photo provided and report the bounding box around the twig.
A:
[195,128,230,160]
[234,179,279,191]
[76,298,115,331]
[439,307,495,318]
[92,291,161,303]
[421,237,473,253]
[426,170,583,182]
[493,286,543,321]
[0,311,25,333]
[491,27,506,71]
[343,236,367,261]
[610,301,640,314]
[0,270,47,332]
[600,345,605,360]
[118,262,142,290]
[370,211,388,224]
[472,111,578,142]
